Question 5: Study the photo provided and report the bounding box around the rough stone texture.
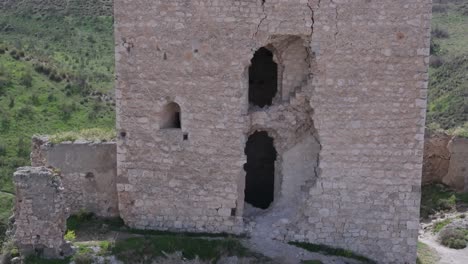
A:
[13,167,71,259]
[443,137,468,193]
[422,132,451,185]
[422,133,468,192]
[114,0,431,263]
[30,137,119,217]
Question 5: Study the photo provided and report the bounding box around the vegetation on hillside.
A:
[427,1,468,134]
[420,184,468,219]
[0,8,115,247]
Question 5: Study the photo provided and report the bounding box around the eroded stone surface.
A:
[13,167,71,259]
[31,137,118,217]
[422,133,468,192]
[114,0,431,263]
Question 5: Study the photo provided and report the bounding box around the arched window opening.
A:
[244,131,277,209]
[249,47,278,108]
[161,102,181,129]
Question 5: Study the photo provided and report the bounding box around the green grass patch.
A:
[112,236,253,263]
[428,2,468,130]
[416,241,439,264]
[49,127,116,144]
[66,212,242,239]
[450,122,468,138]
[66,212,124,232]
[24,256,71,264]
[289,242,375,263]
[420,184,468,219]
[432,218,453,234]
[0,192,14,247]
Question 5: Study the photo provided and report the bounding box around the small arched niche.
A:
[160,102,181,129]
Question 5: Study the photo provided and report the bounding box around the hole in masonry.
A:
[244,131,277,209]
[249,47,278,108]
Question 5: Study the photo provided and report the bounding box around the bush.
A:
[450,122,468,138]
[17,105,34,119]
[64,230,76,242]
[0,66,11,91]
[431,27,449,39]
[20,70,33,87]
[17,137,30,158]
[0,143,6,156]
[432,5,447,13]
[429,56,444,68]
[30,94,40,106]
[439,228,468,249]
[59,102,77,120]
[0,116,10,132]
[8,97,14,108]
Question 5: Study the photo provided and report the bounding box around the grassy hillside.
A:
[427,1,468,131]
[0,9,115,246]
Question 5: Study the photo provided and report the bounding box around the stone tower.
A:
[114,0,432,262]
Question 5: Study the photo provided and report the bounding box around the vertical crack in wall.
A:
[330,0,339,46]
[311,132,322,179]
[253,0,267,39]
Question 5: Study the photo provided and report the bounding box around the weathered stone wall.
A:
[422,133,468,192]
[115,0,431,262]
[13,167,71,259]
[443,137,468,192]
[31,137,118,217]
[422,132,451,185]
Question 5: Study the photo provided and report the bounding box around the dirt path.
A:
[419,212,468,264]
[243,206,364,264]
[419,233,468,264]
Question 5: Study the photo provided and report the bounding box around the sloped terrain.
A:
[0,4,115,247]
[428,0,468,131]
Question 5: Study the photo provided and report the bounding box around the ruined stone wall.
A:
[422,133,468,192]
[443,137,468,192]
[422,132,451,185]
[31,137,118,217]
[13,167,71,259]
[115,0,431,262]
[287,1,431,263]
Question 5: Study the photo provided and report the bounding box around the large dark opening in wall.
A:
[249,47,278,108]
[244,131,277,209]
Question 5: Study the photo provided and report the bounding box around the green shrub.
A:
[450,122,468,138]
[64,230,76,242]
[431,26,449,39]
[20,70,33,87]
[59,102,77,120]
[0,143,6,156]
[439,228,468,249]
[420,184,462,218]
[17,137,30,158]
[17,105,34,119]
